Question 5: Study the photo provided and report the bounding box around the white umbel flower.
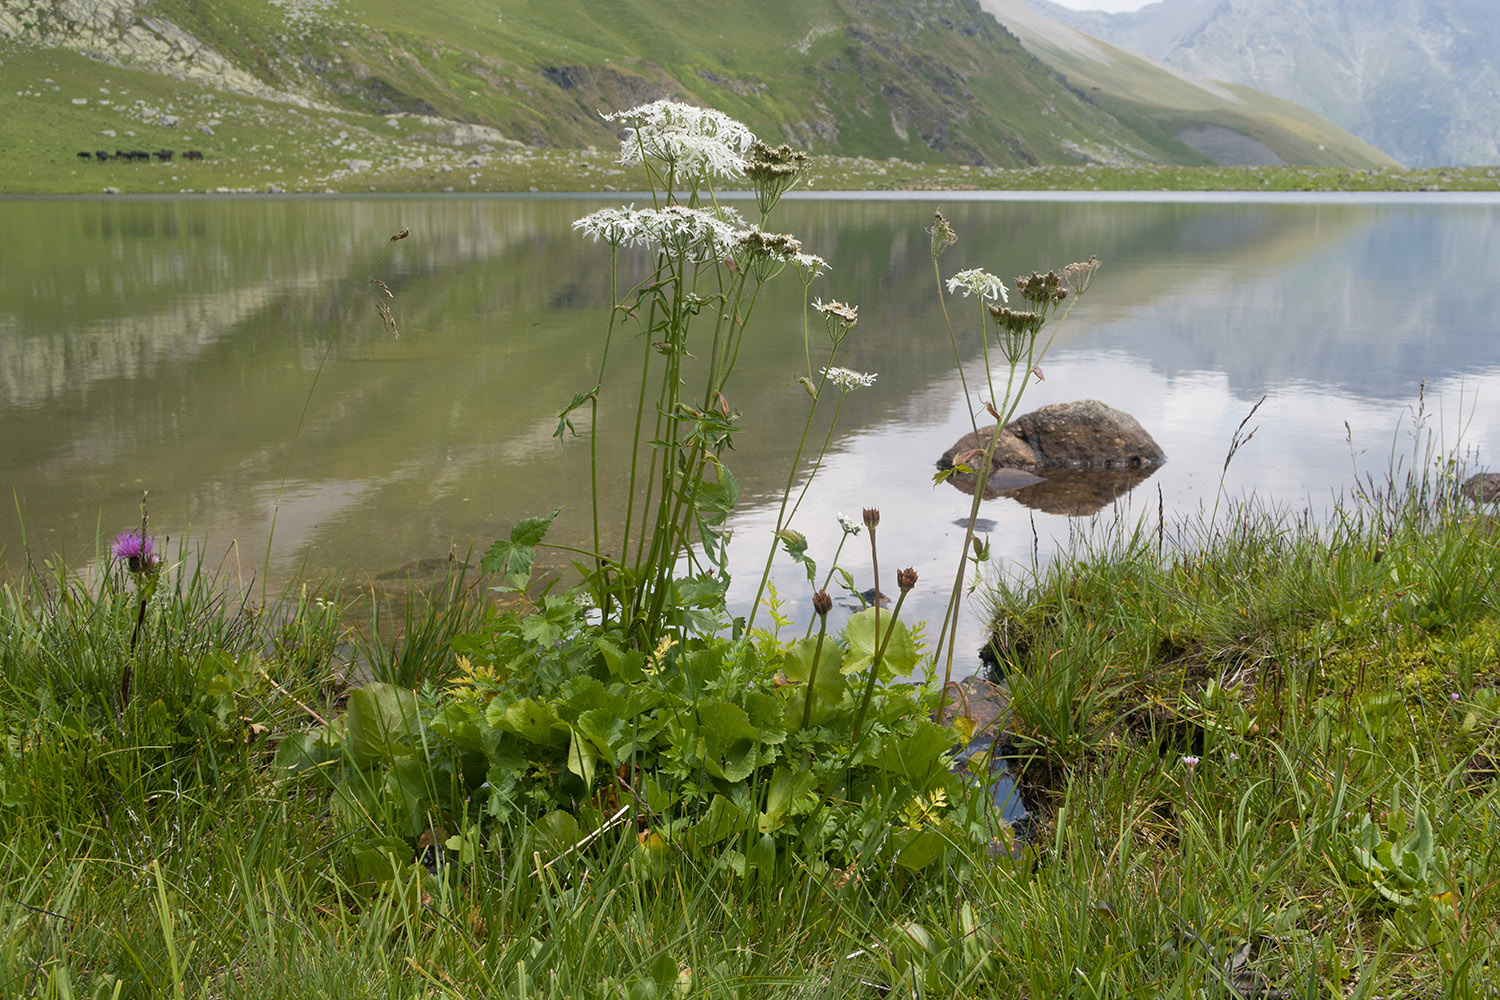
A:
[946,268,1009,302]
[572,206,644,248]
[572,205,742,260]
[821,367,877,391]
[603,101,756,178]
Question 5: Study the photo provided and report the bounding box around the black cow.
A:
[95,150,110,162]
[183,150,204,161]
[154,149,174,162]
[77,151,92,160]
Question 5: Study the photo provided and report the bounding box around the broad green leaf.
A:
[346,683,421,767]
[697,700,761,782]
[843,607,920,678]
[1413,806,1435,870]
[878,723,959,793]
[532,810,582,854]
[761,767,817,830]
[894,828,948,870]
[692,795,745,848]
[492,698,568,747]
[780,637,846,727]
[598,638,645,682]
[566,726,598,786]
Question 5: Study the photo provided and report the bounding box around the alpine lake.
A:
[4,191,1500,671]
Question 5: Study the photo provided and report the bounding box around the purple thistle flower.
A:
[112,530,159,574]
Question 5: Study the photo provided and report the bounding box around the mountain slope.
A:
[1032,0,1500,167]
[0,0,1395,194]
[978,0,1397,167]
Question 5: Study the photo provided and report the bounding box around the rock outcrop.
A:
[938,399,1164,513]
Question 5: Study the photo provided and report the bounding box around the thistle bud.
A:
[812,590,833,617]
[862,508,880,530]
[897,567,917,593]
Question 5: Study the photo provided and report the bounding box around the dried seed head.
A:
[897,567,917,593]
[812,590,833,617]
[862,508,880,531]
[928,211,957,260]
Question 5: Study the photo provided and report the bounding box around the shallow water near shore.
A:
[4,192,1500,669]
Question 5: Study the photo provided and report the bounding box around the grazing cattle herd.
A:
[76,149,205,162]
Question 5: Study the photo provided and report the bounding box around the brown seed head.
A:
[812,590,833,617]
[928,211,957,259]
[897,567,917,593]
[862,508,880,531]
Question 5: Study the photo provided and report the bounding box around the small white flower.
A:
[837,513,862,535]
[793,252,829,279]
[821,367,877,391]
[946,268,1009,303]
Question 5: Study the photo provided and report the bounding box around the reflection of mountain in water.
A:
[3,195,1498,590]
[1067,203,1500,402]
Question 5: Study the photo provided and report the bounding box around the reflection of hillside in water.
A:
[3,195,1498,598]
[1068,203,1500,401]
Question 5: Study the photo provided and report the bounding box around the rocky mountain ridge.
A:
[1031,0,1500,166]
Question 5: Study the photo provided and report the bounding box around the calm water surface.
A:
[4,193,1500,670]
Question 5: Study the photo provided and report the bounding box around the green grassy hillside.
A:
[0,0,1396,194]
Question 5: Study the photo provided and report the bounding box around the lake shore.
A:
[3,475,1496,996]
[12,148,1500,196]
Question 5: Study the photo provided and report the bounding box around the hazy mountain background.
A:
[0,0,1394,192]
[1028,0,1500,166]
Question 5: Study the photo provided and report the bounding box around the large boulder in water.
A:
[938,400,1165,511]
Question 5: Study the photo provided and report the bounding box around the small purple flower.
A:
[1228,753,1240,762]
[1182,755,1200,769]
[1452,692,1462,704]
[112,530,159,574]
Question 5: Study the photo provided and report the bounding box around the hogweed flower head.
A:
[946,268,1008,303]
[603,100,756,179]
[821,366,877,392]
[988,304,1046,364]
[793,252,829,281]
[1015,270,1068,309]
[572,205,643,248]
[837,513,862,536]
[112,530,160,575]
[812,298,858,344]
[574,205,744,261]
[1062,256,1101,296]
[928,211,957,260]
[745,140,811,215]
[734,226,805,281]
